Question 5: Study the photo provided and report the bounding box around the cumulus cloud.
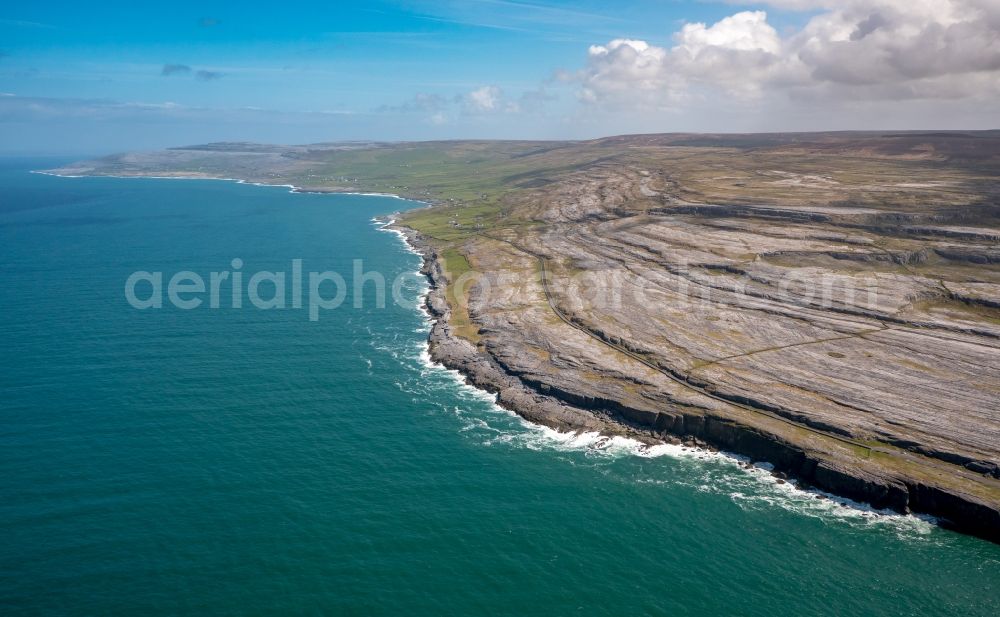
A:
[677,10,780,54]
[459,85,522,113]
[161,64,191,76]
[575,0,1000,109]
[373,85,536,126]
[580,40,674,106]
[464,85,503,112]
[794,0,1000,91]
[378,85,547,126]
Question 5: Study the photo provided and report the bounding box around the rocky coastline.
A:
[396,224,1000,544]
[46,135,1000,546]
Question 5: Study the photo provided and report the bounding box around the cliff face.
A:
[406,226,1000,544]
[50,132,1000,542]
[392,136,1000,543]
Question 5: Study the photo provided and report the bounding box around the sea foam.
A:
[370,198,942,541]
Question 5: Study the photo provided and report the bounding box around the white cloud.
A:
[793,0,1000,91]
[676,10,780,54]
[465,85,503,112]
[377,85,549,127]
[580,39,676,107]
[672,10,792,98]
[575,1,1000,109]
[462,85,522,114]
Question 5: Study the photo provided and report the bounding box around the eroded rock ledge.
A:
[400,227,1000,544]
[48,133,1000,544]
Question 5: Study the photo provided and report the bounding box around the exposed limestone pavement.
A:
[397,139,1000,543]
[50,132,1000,542]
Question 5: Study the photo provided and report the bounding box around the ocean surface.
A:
[1,158,998,615]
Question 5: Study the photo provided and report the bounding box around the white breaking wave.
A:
[367,203,941,541]
[407,318,937,538]
[37,171,435,203]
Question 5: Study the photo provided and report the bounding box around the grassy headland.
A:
[49,132,1000,541]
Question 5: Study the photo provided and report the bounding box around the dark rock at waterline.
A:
[397,224,1000,545]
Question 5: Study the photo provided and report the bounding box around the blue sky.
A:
[1,0,997,154]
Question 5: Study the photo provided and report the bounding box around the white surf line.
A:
[35,170,429,204]
[30,176,939,534]
[380,205,943,536]
[378,220,753,465]
[499,418,938,533]
[34,170,301,191]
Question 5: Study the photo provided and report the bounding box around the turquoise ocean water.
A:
[1,158,998,615]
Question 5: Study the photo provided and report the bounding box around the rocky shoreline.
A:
[45,136,1000,546]
[395,224,1000,544]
